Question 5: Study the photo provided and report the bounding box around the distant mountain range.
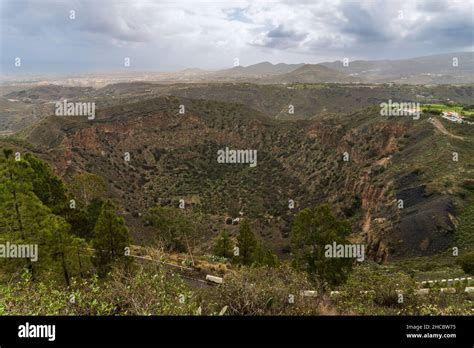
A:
[263,64,358,83]
[320,52,474,84]
[1,52,472,87]
[199,52,474,84]
[210,62,304,78]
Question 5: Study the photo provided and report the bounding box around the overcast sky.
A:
[1,0,473,74]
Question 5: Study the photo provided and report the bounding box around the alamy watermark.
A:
[18,322,55,341]
[55,99,95,120]
[324,242,365,262]
[0,242,38,262]
[217,147,257,167]
[380,99,421,120]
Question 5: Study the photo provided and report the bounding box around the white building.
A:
[441,111,464,123]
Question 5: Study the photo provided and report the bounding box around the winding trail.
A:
[429,118,464,140]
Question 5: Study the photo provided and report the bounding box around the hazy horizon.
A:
[1,50,473,80]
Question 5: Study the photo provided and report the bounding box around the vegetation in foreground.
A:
[0,148,473,316]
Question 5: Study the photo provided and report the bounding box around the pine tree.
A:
[213,231,234,259]
[23,152,95,241]
[23,153,68,214]
[290,204,353,286]
[0,149,91,283]
[92,200,130,276]
[0,149,52,278]
[236,219,257,265]
[47,214,88,285]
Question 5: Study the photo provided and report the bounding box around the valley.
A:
[1,81,473,262]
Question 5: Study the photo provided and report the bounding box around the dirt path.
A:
[430,118,464,140]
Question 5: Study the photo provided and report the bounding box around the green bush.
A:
[0,266,199,315]
[334,265,419,315]
[202,264,323,315]
[456,251,474,275]
[333,265,472,315]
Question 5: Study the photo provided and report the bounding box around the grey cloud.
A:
[338,2,393,43]
[416,0,449,12]
[404,5,473,49]
[257,24,308,49]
